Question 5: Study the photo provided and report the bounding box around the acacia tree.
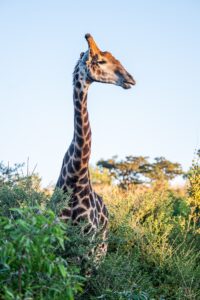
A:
[97,155,183,189]
[144,157,183,183]
[97,156,149,188]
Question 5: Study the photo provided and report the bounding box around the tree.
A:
[97,155,183,189]
[0,162,23,187]
[97,155,149,188]
[0,161,41,190]
[144,156,183,183]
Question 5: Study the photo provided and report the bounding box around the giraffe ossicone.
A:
[56,33,136,259]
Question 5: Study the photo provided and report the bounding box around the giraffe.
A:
[56,33,135,260]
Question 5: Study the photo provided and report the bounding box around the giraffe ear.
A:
[85,33,100,57]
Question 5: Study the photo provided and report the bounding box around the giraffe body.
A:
[56,34,135,259]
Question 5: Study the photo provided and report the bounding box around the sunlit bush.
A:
[0,161,200,299]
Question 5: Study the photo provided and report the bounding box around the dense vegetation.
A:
[0,153,199,299]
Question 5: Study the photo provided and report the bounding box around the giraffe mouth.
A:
[122,80,136,89]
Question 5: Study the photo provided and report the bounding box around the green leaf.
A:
[58,263,67,278]
[67,288,74,300]
[16,219,29,230]
[9,208,23,214]
[4,223,13,230]
[4,288,15,299]
[57,237,65,250]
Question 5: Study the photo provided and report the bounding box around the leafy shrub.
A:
[0,166,85,300]
[0,206,84,299]
[85,186,200,299]
[187,150,200,231]
[1,161,200,299]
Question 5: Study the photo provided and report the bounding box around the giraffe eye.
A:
[97,60,106,64]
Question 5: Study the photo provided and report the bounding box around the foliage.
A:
[187,150,200,211]
[146,156,183,182]
[0,166,85,299]
[97,156,148,187]
[97,155,183,189]
[0,207,84,299]
[0,159,200,299]
[0,162,24,187]
[89,166,112,187]
[84,186,200,299]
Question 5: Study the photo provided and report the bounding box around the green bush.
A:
[84,187,200,300]
[0,206,84,299]
[1,161,200,299]
[0,166,85,300]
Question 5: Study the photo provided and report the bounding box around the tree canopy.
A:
[97,155,183,189]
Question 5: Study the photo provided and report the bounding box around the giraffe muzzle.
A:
[122,77,136,89]
[115,69,136,89]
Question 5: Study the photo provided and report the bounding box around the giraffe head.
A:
[80,34,136,89]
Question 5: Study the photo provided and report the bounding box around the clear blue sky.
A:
[0,1,199,186]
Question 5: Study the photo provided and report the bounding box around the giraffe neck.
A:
[67,59,91,184]
[56,61,93,190]
[72,65,92,170]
